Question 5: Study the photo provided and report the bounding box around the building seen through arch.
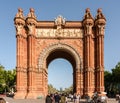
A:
[14,8,106,99]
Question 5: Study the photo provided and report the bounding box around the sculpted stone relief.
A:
[98,24,105,35]
[36,28,83,38]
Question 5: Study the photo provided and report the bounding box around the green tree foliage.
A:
[0,65,5,84]
[112,62,120,83]
[48,84,73,95]
[48,84,58,94]
[64,85,73,94]
[0,64,5,93]
[0,64,16,94]
[104,62,120,97]
[104,71,112,94]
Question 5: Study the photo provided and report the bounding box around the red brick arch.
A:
[38,43,81,69]
[14,8,106,99]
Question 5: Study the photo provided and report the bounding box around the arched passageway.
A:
[46,48,79,93]
[48,58,73,91]
[38,43,82,96]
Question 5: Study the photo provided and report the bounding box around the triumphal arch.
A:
[14,8,106,99]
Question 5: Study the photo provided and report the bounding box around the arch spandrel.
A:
[38,43,82,70]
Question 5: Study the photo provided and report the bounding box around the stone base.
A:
[14,92,26,99]
[26,92,37,99]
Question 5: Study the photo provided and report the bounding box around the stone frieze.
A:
[36,28,83,38]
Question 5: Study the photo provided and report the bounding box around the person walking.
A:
[73,93,77,103]
[54,92,60,103]
[65,94,68,103]
[76,93,80,103]
[46,93,52,103]
[50,94,55,103]
[116,94,120,103]
[60,94,66,103]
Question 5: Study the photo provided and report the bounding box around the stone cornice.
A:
[16,34,27,38]
[16,67,27,73]
[36,21,82,28]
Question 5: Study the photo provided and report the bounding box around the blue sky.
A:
[0,0,120,90]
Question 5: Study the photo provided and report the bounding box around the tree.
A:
[0,64,16,94]
[0,64,5,93]
[104,62,120,97]
[111,62,120,94]
[48,84,58,94]
[64,85,73,94]
[4,69,16,92]
[104,71,112,96]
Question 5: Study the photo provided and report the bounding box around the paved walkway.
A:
[0,96,119,103]
[1,97,45,103]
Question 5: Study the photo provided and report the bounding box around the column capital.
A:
[95,9,106,27]
[26,8,37,36]
[83,8,94,35]
[83,8,94,27]
[26,8,37,26]
[14,8,26,36]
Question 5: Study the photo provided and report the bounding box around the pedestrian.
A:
[60,94,66,103]
[70,94,73,102]
[76,93,80,103]
[73,93,77,103]
[116,94,120,103]
[46,93,52,103]
[65,94,68,103]
[50,94,55,103]
[54,92,60,103]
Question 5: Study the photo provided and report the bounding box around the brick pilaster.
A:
[26,8,37,99]
[95,8,106,92]
[83,8,94,96]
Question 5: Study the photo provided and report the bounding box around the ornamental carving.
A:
[98,24,105,35]
[37,29,83,38]
[85,23,93,34]
[15,23,24,35]
[54,15,65,27]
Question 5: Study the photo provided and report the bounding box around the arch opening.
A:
[48,58,73,92]
[38,43,81,70]
[46,49,76,69]
[46,49,77,93]
[37,43,82,95]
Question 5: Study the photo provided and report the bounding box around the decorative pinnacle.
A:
[86,8,90,13]
[95,8,106,20]
[97,8,102,13]
[18,8,23,13]
[30,8,35,13]
[27,8,36,19]
[83,8,93,20]
[15,8,24,19]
